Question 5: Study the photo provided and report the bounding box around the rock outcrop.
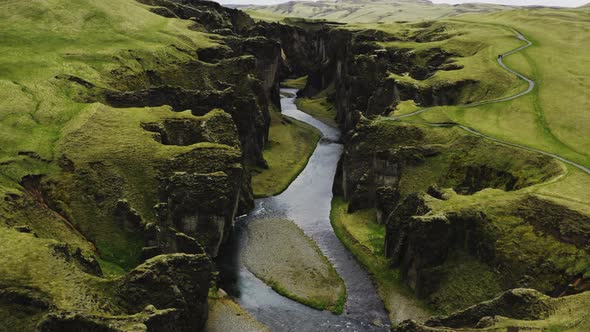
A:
[1,1,286,331]
[425,288,553,328]
[264,18,589,316]
[254,20,478,131]
[384,194,495,298]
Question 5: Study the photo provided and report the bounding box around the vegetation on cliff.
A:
[2,0,590,329]
[340,119,590,313]
[295,87,339,128]
[251,109,320,198]
[250,5,590,329]
[0,0,282,329]
[330,197,431,323]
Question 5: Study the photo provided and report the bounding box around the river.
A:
[217,88,390,331]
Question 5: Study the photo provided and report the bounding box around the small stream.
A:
[217,88,390,331]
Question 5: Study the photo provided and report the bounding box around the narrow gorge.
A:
[1,1,589,332]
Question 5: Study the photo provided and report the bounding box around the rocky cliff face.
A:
[392,288,555,331]
[0,1,286,330]
[53,0,285,260]
[255,21,477,131]
[262,18,590,317]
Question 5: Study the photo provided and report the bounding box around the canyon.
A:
[0,0,589,331]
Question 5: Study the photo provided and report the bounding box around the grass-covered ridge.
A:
[413,8,590,169]
[0,0,272,328]
[0,0,217,193]
[0,0,219,266]
[345,117,590,314]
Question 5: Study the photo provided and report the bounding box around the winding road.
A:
[389,28,590,175]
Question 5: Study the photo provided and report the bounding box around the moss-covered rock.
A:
[426,288,552,328]
[0,0,286,329]
[115,253,212,331]
[331,118,587,313]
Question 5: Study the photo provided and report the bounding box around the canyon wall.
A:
[0,1,285,330]
[263,18,590,316]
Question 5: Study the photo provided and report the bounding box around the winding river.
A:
[217,88,390,331]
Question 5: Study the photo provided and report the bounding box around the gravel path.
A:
[389,28,590,175]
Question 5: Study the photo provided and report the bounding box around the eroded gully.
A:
[217,88,390,331]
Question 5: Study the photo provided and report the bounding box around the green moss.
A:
[295,86,338,128]
[330,197,431,322]
[427,251,503,313]
[0,228,119,313]
[295,97,338,128]
[252,110,321,197]
[0,0,226,273]
[483,291,590,331]
[97,258,127,279]
[281,76,308,89]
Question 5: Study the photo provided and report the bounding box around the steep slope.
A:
[257,8,590,326]
[0,0,283,330]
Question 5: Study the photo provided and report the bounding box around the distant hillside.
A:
[244,0,515,23]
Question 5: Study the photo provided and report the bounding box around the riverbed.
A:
[217,88,390,331]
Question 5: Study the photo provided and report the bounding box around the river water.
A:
[217,88,390,331]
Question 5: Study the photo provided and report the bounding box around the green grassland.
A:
[360,20,528,103]
[295,88,339,128]
[342,7,590,212]
[0,0,238,289]
[0,0,268,326]
[414,9,590,169]
[245,0,512,23]
[0,0,216,195]
[250,3,590,323]
[352,118,590,314]
[252,3,590,170]
[0,0,213,184]
[251,110,321,197]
